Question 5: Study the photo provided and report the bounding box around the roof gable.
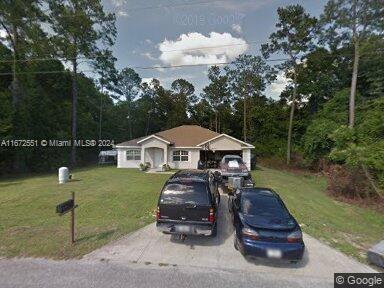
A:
[115,125,254,148]
[137,135,171,144]
[197,134,254,148]
[155,125,220,147]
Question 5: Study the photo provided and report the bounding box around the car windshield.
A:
[223,157,243,164]
[160,181,209,205]
[241,193,289,218]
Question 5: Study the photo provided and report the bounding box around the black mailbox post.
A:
[56,199,74,215]
[56,192,77,244]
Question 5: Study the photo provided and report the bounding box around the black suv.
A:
[156,170,220,237]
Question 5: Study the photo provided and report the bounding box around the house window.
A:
[173,150,189,162]
[126,149,141,161]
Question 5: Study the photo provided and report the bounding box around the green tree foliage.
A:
[0,0,382,180]
[304,88,384,191]
[262,4,318,164]
[201,65,230,132]
[169,79,196,126]
[225,54,275,142]
[114,68,141,139]
[303,89,350,162]
[358,35,384,98]
[321,0,384,128]
[48,0,116,166]
[0,0,47,105]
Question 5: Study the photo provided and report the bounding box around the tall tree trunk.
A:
[243,93,247,142]
[146,101,152,135]
[98,85,103,146]
[215,110,218,132]
[145,114,150,135]
[128,101,133,139]
[10,23,20,106]
[7,23,23,172]
[70,58,78,167]
[349,38,359,128]
[129,118,132,139]
[286,71,298,165]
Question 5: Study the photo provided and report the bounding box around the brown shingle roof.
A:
[116,125,220,147]
[115,136,145,147]
[156,125,220,147]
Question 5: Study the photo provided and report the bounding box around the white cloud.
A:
[141,52,156,61]
[145,39,152,44]
[158,32,248,66]
[267,72,290,99]
[110,0,126,7]
[0,29,7,38]
[217,0,273,11]
[231,23,242,34]
[110,0,129,18]
[141,77,155,85]
[117,10,129,17]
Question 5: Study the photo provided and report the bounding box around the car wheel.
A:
[210,223,217,237]
[234,235,239,250]
[228,198,232,213]
[234,233,246,255]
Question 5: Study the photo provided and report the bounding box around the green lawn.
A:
[0,166,383,262]
[0,166,169,259]
[252,167,384,263]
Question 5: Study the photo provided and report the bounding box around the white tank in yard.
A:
[58,167,69,184]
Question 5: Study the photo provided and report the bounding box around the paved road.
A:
[0,257,332,288]
[1,192,376,288]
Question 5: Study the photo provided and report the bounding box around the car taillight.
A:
[242,228,259,240]
[287,230,302,243]
[209,208,215,223]
[156,206,160,220]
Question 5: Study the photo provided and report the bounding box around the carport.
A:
[200,150,242,168]
[197,134,254,170]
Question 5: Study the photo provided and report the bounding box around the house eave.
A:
[196,133,254,148]
[115,145,141,149]
[136,135,171,145]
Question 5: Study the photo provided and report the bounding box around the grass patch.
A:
[0,166,169,259]
[1,165,383,263]
[252,167,384,263]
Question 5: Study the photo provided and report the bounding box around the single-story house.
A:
[115,125,254,170]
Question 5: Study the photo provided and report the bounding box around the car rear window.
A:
[160,181,210,205]
[224,157,243,164]
[241,194,289,218]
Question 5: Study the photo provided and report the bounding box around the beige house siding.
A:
[116,127,254,170]
[242,148,251,170]
[117,148,141,168]
[208,136,243,151]
[168,148,200,169]
[140,138,169,168]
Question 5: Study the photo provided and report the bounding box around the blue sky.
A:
[102,0,327,99]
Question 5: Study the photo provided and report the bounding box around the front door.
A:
[153,148,164,168]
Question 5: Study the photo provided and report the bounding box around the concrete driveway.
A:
[84,192,375,280]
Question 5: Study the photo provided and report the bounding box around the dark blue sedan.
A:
[229,187,305,262]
